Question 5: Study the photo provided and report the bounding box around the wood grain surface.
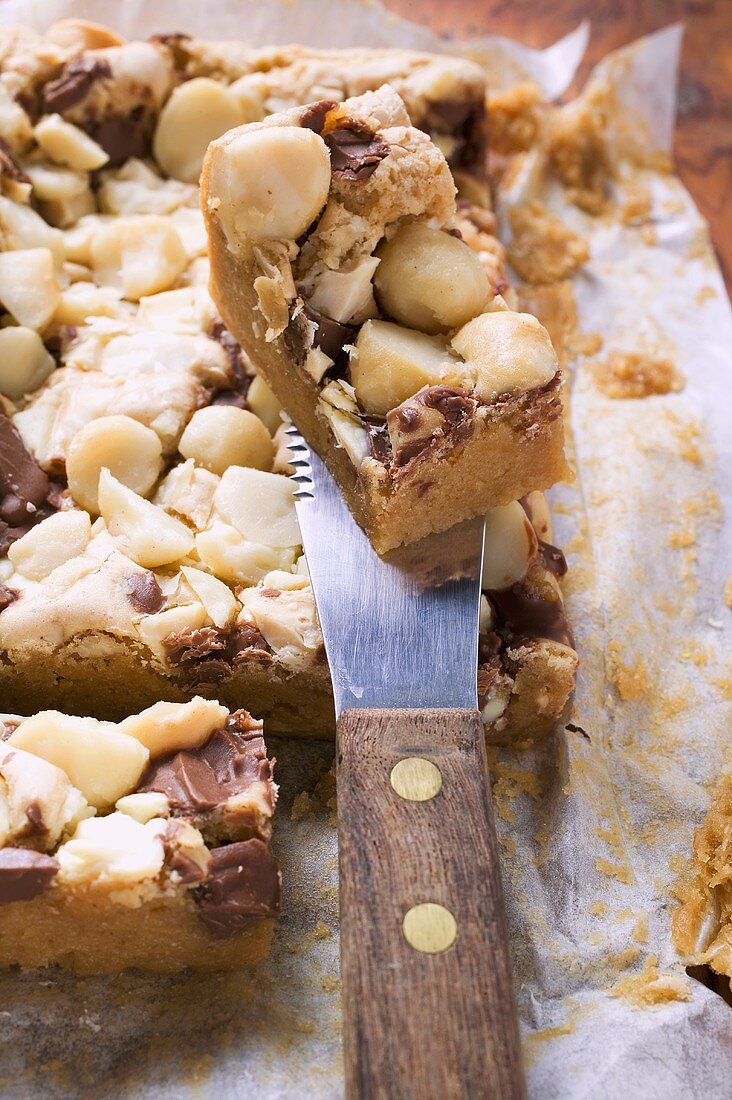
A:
[337,708,525,1100]
[385,0,732,292]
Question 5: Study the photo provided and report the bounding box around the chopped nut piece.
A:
[351,319,471,416]
[119,698,228,758]
[179,406,274,476]
[196,523,298,587]
[98,468,194,568]
[8,511,92,582]
[67,415,164,514]
[244,374,280,433]
[34,113,110,171]
[0,746,91,849]
[153,78,242,184]
[205,125,331,248]
[0,248,60,330]
[180,566,238,627]
[213,467,300,549]
[90,215,187,301]
[374,223,490,334]
[8,712,149,809]
[116,791,169,824]
[56,812,166,886]
[481,502,539,590]
[0,326,55,398]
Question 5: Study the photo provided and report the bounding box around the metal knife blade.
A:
[287,425,484,715]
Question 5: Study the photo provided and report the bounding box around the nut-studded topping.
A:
[350,320,472,417]
[90,215,187,301]
[8,711,150,809]
[8,510,91,582]
[0,248,60,330]
[67,415,164,514]
[179,406,274,476]
[481,501,539,591]
[153,78,242,184]
[451,311,558,400]
[119,698,228,759]
[0,746,91,849]
[0,327,55,399]
[195,523,298,587]
[34,113,110,171]
[98,468,194,568]
[180,566,238,628]
[246,375,282,435]
[205,125,331,248]
[374,223,491,334]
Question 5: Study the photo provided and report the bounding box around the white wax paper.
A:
[0,3,730,1097]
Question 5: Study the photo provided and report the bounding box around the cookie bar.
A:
[202,87,568,553]
[0,697,279,974]
[673,774,732,982]
[0,20,574,743]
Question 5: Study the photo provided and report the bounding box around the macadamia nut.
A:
[247,374,282,435]
[8,510,92,582]
[98,468,194,568]
[90,215,187,301]
[213,466,300,548]
[350,319,472,416]
[67,415,163,514]
[153,78,243,184]
[119,697,228,758]
[34,113,110,171]
[206,125,331,249]
[481,501,539,591]
[451,311,558,400]
[179,405,274,476]
[374,223,490,334]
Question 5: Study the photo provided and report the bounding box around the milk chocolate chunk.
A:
[0,138,30,185]
[194,838,280,937]
[122,571,165,615]
[324,122,389,183]
[0,584,18,613]
[139,711,275,818]
[42,56,112,114]
[90,109,149,166]
[209,320,251,407]
[490,585,574,648]
[0,414,52,528]
[163,823,207,885]
[0,848,59,904]
[303,304,357,362]
[300,100,337,134]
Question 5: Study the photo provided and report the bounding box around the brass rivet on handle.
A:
[390,757,442,802]
[402,903,457,954]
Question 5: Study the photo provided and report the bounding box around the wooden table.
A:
[385,0,732,292]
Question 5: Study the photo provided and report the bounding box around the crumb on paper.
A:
[593,350,685,399]
[595,858,634,885]
[545,88,614,214]
[695,285,717,306]
[611,956,691,1007]
[620,181,652,224]
[607,642,649,702]
[724,577,732,607]
[508,201,589,284]
[291,764,337,825]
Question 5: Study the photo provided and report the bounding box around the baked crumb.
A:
[487,82,542,156]
[593,351,685,399]
[612,956,691,1007]
[508,201,589,285]
[546,91,614,215]
[620,181,652,225]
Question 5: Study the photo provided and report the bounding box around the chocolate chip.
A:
[193,838,280,937]
[366,423,392,464]
[488,585,574,648]
[538,539,568,579]
[0,414,52,529]
[426,96,487,174]
[302,303,356,362]
[88,108,149,167]
[122,571,165,615]
[0,848,59,905]
[300,100,337,134]
[209,320,252,403]
[42,56,112,114]
[324,122,390,183]
[139,711,274,819]
[163,822,208,885]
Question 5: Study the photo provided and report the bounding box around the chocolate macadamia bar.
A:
[203,87,567,553]
[0,699,279,973]
[0,19,575,743]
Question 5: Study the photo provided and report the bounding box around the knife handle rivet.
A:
[402,903,457,954]
[390,757,442,802]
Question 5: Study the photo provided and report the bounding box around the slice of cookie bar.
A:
[0,698,279,973]
[202,87,568,553]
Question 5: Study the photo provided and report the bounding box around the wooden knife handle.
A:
[337,708,526,1100]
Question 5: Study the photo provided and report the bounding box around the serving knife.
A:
[287,426,526,1100]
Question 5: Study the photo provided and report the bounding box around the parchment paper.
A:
[0,3,730,1097]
